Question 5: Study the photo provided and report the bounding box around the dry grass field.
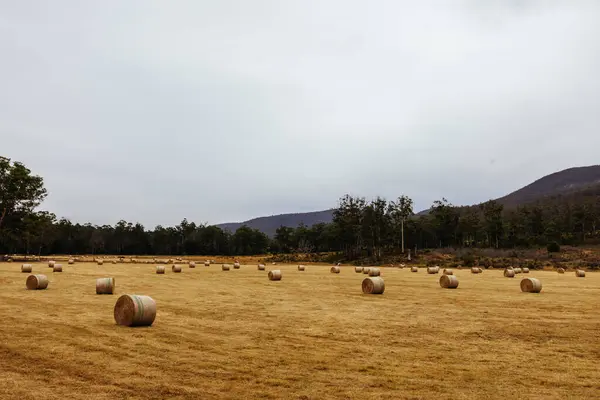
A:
[1,262,599,400]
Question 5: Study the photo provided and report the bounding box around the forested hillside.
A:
[217,209,334,237]
[496,165,600,206]
[216,165,600,233]
[2,155,600,259]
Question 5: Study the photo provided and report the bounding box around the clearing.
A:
[0,262,598,399]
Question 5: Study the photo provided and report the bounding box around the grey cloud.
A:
[1,1,599,226]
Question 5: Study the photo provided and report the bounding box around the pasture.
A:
[0,261,598,399]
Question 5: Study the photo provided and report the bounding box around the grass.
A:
[0,261,598,399]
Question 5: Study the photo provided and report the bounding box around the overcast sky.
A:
[1,1,599,227]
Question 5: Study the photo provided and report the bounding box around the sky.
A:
[1,0,599,227]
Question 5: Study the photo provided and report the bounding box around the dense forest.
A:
[2,156,600,259]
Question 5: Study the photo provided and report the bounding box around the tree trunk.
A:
[401,218,405,254]
[0,207,7,230]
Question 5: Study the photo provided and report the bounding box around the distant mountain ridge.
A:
[218,165,600,236]
[495,165,600,206]
[217,209,335,237]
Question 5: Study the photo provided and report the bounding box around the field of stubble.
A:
[0,262,599,400]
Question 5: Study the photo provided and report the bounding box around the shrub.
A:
[581,261,600,270]
[524,259,542,270]
[461,253,475,267]
[426,259,438,267]
[481,258,492,268]
[547,242,561,253]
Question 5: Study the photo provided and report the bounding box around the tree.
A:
[479,200,504,248]
[20,211,56,254]
[389,195,414,253]
[333,195,366,260]
[291,223,313,253]
[457,207,481,247]
[231,225,269,255]
[362,197,390,260]
[430,198,459,247]
[0,156,47,230]
[275,226,295,253]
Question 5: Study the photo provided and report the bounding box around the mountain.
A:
[495,165,600,207]
[217,209,335,237]
[217,165,600,235]
[418,165,600,215]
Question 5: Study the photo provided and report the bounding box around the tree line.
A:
[2,156,600,259]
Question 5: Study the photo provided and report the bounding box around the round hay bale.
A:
[368,268,381,277]
[272,262,276,265]
[204,261,210,267]
[172,265,182,273]
[520,277,542,293]
[362,277,385,294]
[189,261,196,268]
[522,267,530,273]
[156,266,165,274]
[68,259,75,265]
[471,267,482,274]
[222,264,230,271]
[330,266,340,274]
[362,267,371,274]
[504,269,515,278]
[268,270,282,281]
[411,266,418,272]
[439,274,459,289]
[257,264,266,271]
[26,274,48,290]
[575,269,586,277]
[21,264,32,273]
[167,259,173,264]
[557,268,565,274]
[53,264,63,272]
[443,268,453,275]
[96,277,115,294]
[336,262,341,266]
[427,267,439,274]
[400,264,406,268]
[514,267,522,274]
[233,262,241,269]
[113,294,156,327]
[355,267,363,273]
[48,260,55,268]
[97,260,104,266]
[298,265,305,271]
